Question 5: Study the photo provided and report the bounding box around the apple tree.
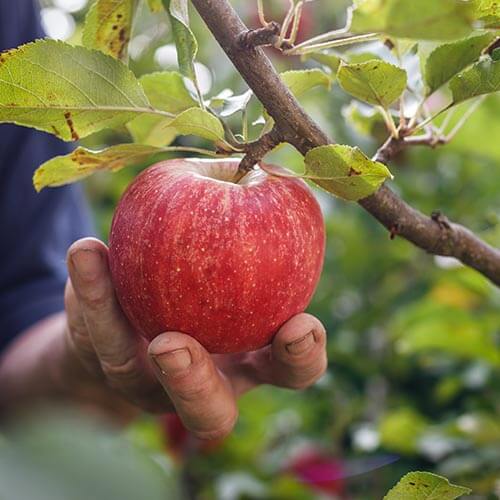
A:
[1,0,499,497]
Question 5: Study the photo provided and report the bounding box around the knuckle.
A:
[101,354,143,386]
[68,325,95,356]
[282,353,317,372]
[192,409,238,441]
[82,288,109,312]
[286,355,328,390]
[174,374,217,404]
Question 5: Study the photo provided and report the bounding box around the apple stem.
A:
[238,127,283,173]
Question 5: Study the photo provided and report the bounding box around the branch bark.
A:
[191,0,500,286]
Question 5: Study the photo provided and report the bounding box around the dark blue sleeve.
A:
[0,1,94,352]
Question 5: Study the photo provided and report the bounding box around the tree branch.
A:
[374,133,447,164]
[191,0,500,286]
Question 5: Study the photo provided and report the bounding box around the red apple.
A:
[109,159,325,354]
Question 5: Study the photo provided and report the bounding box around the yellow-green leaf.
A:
[384,471,472,500]
[337,60,407,108]
[34,144,161,191]
[304,144,393,201]
[473,0,500,28]
[83,0,139,61]
[0,40,160,141]
[167,107,225,142]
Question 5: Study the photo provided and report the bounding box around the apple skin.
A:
[109,158,325,354]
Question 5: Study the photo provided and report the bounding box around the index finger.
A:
[67,238,170,411]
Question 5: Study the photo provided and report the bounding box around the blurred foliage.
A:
[8,0,499,499]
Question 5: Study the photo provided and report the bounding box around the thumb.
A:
[148,332,238,440]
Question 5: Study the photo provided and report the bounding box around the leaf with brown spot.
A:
[83,0,139,61]
[0,40,174,142]
[384,471,471,499]
[303,144,393,201]
[33,144,163,191]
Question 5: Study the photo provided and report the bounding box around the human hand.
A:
[65,237,328,439]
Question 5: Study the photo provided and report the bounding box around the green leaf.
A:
[337,60,407,108]
[384,471,472,499]
[280,69,331,97]
[167,107,225,143]
[162,0,198,83]
[0,40,157,141]
[83,0,139,61]
[127,71,197,146]
[304,144,393,201]
[424,33,495,95]
[350,0,474,41]
[450,58,500,104]
[33,144,162,191]
[147,0,164,12]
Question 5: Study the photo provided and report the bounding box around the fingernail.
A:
[153,348,192,375]
[71,248,102,280]
[286,331,315,355]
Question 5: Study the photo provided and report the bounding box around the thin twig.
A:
[277,0,296,48]
[257,0,268,27]
[287,1,304,46]
[291,27,351,51]
[286,33,380,55]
